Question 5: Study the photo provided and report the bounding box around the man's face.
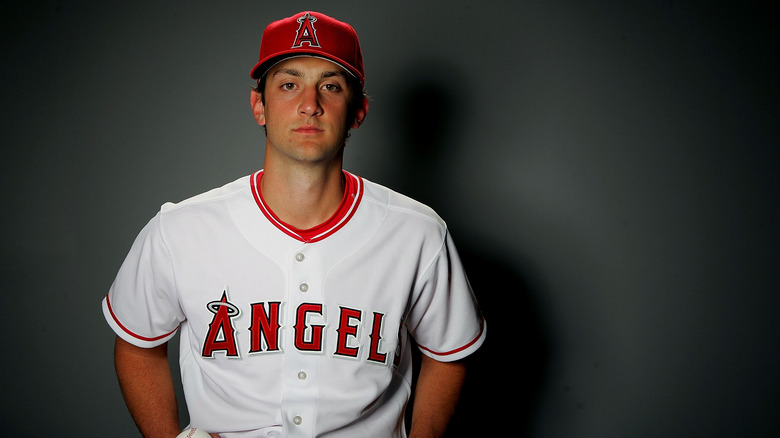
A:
[253,56,365,166]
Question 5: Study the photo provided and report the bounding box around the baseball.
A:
[176,428,211,438]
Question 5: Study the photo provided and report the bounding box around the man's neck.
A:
[259,162,345,230]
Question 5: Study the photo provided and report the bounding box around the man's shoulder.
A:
[159,174,252,215]
[359,175,446,230]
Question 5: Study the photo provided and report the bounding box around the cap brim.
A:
[250,53,359,82]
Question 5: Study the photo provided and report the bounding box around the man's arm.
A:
[114,336,181,438]
[409,354,467,438]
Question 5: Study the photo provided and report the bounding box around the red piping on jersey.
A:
[105,294,179,342]
[417,316,485,357]
[250,170,364,243]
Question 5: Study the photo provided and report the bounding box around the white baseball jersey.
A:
[103,170,486,438]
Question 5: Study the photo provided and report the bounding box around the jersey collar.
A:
[250,170,364,243]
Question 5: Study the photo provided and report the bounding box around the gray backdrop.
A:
[2,1,777,436]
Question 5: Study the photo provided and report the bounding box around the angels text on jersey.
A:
[201,289,402,367]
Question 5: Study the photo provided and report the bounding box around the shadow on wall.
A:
[391,64,552,436]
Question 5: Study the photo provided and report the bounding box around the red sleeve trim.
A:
[417,316,485,357]
[105,294,179,342]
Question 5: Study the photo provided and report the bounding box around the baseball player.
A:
[103,11,486,438]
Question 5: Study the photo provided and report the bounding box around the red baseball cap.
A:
[250,11,365,86]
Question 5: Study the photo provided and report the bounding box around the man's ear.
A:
[250,89,266,126]
[350,97,369,130]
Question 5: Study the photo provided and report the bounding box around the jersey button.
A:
[299,283,309,292]
[295,253,305,262]
[297,371,307,380]
[293,416,303,425]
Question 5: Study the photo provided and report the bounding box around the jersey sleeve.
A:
[102,211,183,348]
[406,230,486,362]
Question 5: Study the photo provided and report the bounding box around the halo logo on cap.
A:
[292,13,320,48]
[250,11,365,86]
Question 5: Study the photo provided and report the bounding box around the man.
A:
[103,11,485,438]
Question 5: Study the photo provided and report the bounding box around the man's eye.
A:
[281,83,296,90]
[323,83,341,92]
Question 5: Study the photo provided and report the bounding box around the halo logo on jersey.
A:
[292,13,320,48]
[202,289,241,358]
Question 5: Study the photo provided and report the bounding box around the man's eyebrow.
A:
[272,68,303,78]
[320,70,348,80]
[272,68,347,80]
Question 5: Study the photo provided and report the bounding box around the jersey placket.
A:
[281,243,323,437]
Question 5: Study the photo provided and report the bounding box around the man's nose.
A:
[298,87,322,117]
